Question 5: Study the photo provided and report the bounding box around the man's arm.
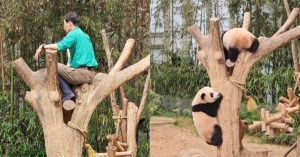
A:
[34,44,58,61]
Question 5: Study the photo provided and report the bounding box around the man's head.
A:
[63,12,79,33]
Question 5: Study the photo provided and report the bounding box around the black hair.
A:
[64,12,80,26]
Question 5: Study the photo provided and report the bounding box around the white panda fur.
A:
[192,86,223,146]
[222,28,259,66]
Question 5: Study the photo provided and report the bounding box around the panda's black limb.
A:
[223,47,229,60]
[228,47,240,62]
[246,38,259,52]
[211,124,223,146]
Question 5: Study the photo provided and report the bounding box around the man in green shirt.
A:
[34,12,98,106]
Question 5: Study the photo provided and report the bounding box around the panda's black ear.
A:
[201,93,205,100]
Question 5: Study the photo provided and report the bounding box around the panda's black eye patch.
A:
[201,93,205,99]
[210,93,214,97]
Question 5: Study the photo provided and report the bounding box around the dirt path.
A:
[150,116,296,157]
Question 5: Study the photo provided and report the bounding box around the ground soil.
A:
[150,116,297,157]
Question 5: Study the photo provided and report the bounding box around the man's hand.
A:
[34,45,43,61]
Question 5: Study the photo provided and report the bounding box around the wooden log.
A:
[261,108,266,132]
[241,147,268,157]
[266,109,286,124]
[288,105,300,113]
[269,128,275,137]
[106,145,117,157]
[269,122,288,130]
[266,111,270,136]
[127,102,138,157]
[288,97,299,107]
[95,151,133,157]
[112,134,118,146]
[276,103,286,113]
[107,134,125,152]
[284,118,295,124]
[287,87,295,101]
[112,134,125,152]
[249,121,262,130]
[287,127,294,133]
[279,96,290,104]
[63,100,75,124]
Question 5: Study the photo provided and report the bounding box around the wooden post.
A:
[127,102,138,157]
[0,30,4,91]
[261,108,266,132]
[106,145,117,157]
[241,147,268,157]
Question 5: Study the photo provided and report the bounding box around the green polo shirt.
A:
[57,27,98,68]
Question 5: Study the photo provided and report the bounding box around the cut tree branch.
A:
[136,69,150,123]
[109,39,135,74]
[210,18,224,63]
[11,58,37,89]
[253,24,300,63]
[187,25,206,49]
[46,50,60,103]
[272,8,300,37]
[242,12,250,30]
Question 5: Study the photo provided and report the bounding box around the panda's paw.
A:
[226,59,235,68]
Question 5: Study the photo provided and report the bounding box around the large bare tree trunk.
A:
[188,8,300,157]
[12,39,150,157]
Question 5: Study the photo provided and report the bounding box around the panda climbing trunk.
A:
[188,9,300,157]
[212,81,243,157]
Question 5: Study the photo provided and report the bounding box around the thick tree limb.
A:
[109,39,135,74]
[253,25,300,63]
[12,58,37,89]
[210,18,225,63]
[272,8,300,37]
[187,24,207,49]
[136,69,150,124]
[69,55,150,129]
[242,12,250,30]
[46,50,60,103]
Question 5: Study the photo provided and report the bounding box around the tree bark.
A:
[12,39,150,157]
[188,8,300,157]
